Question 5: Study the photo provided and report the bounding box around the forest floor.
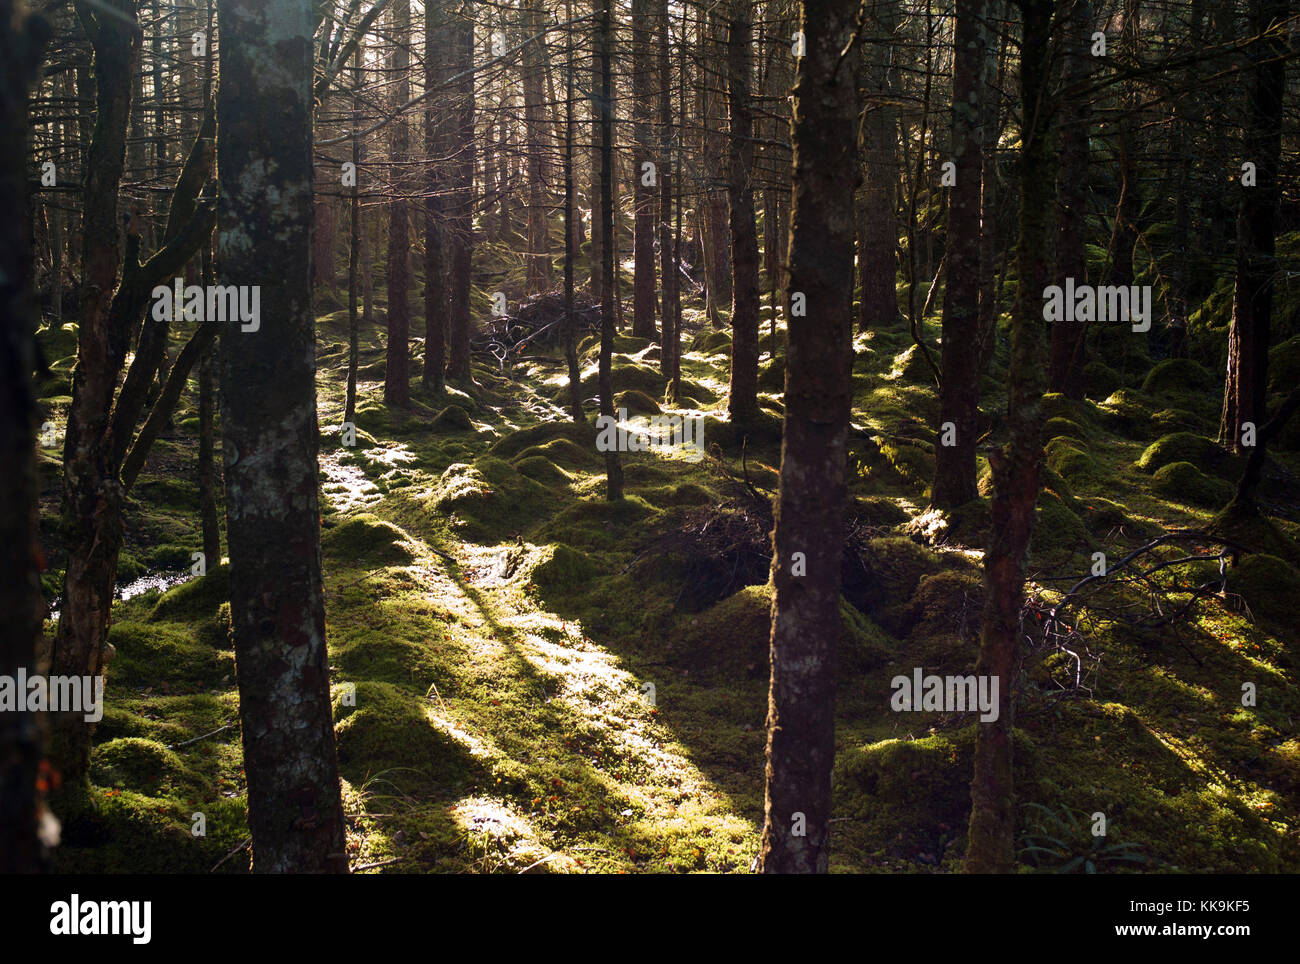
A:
[34,242,1300,873]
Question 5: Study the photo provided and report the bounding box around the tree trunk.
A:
[631,0,657,340]
[1047,0,1093,400]
[446,11,474,383]
[1219,0,1286,454]
[384,0,411,407]
[346,43,363,420]
[726,0,761,424]
[49,0,140,808]
[758,0,860,875]
[858,0,902,330]
[423,8,446,393]
[0,0,50,873]
[523,0,552,292]
[658,0,677,379]
[597,0,623,500]
[932,0,987,509]
[216,0,348,874]
[964,0,1057,875]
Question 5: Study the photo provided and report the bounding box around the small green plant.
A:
[1018,803,1149,873]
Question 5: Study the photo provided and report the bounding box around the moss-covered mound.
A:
[109,621,234,690]
[321,514,418,566]
[1141,357,1216,398]
[332,681,484,794]
[90,737,187,795]
[149,564,230,622]
[1228,553,1300,625]
[615,388,662,415]
[431,404,474,433]
[1150,461,1233,508]
[1134,432,1240,479]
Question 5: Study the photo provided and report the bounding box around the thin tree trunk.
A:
[858,0,902,330]
[446,10,474,383]
[964,0,1057,875]
[932,0,987,509]
[631,0,657,339]
[726,0,761,424]
[597,0,623,500]
[1219,0,1286,454]
[423,9,445,393]
[384,0,411,407]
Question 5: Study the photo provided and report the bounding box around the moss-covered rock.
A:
[530,544,600,596]
[1044,417,1091,443]
[431,457,562,541]
[431,404,474,432]
[1083,360,1124,399]
[1227,554,1300,624]
[487,419,596,460]
[878,437,936,489]
[90,738,186,794]
[1045,437,1108,489]
[1150,461,1233,508]
[615,388,661,415]
[853,537,943,634]
[148,565,230,622]
[692,329,733,354]
[1135,432,1240,479]
[322,514,418,566]
[1142,357,1216,397]
[1033,490,1093,557]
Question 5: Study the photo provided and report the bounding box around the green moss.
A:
[431,457,563,541]
[1150,461,1234,508]
[149,565,230,622]
[1227,554,1300,624]
[530,544,601,596]
[535,494,657,552]
[879,437,936,489]
[615,388,661,415]
[116,552,147,583]
[322,514,418,566]
[1135,432,1240,479]
[487,419,596,461]
[108,621,234,690]
[1045,437,1107,488]
[856,537,943,634]
[1268,335,1300,395]
[905,570,983,673]
[144,544,198,571]
[90,737,186,794]
[1142,357,1216,397]
[333,681,483,795]
[851,496,911,529]
[431,404,474,432]
[1033,490,1093,557]
[512,437,599,471]
[1083,360,1124,399]
[1044,417,1091,443]
[692,329,733,354]
[513,455,573,486]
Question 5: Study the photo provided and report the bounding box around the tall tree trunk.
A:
[588,0,605,308]
[1219,0,1287,454]
[597,0,623,500]
[49,0,140,808]
[964,0,1057,875]
[1047,0,1093,399]
[630,0,657,339]
[446,10,474,383]
[932,0,987,509]
[216,0,348,874]
[658,0,677,379]
[858,0,902,330]
[726,0,761,424]
[384,0,411,407]
[758,0,860,875]
[0,0,50,873]
[564,0,583,422]
[346,43,363,420]
[523,0,552,292]
[423,7,446,393]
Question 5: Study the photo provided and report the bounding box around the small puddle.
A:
[47,567,195,622]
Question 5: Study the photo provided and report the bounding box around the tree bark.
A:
[423,7,446,393]
[965,0,1057,875]
[758,0,860,875]
[216,0,349,873]
[932,0,987,509]
[725,0,761,424]
[1219,0,1287,454]
[384,0,411,407]
[597,0,623,500]
[630,0,657,339]
[0,0,50,873]
[523,0,552,292]
[446,10,474,383]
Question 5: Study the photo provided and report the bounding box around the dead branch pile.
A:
[471,292,601,368]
